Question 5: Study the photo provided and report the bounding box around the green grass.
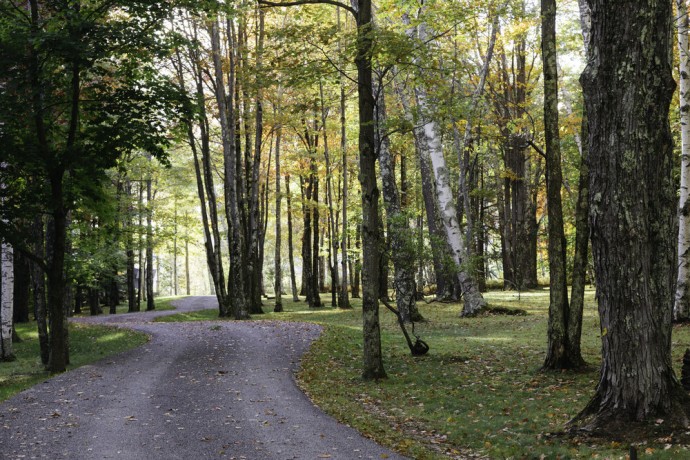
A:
[0,297,180,402]
[159,290,690,459]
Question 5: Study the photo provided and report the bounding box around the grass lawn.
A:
[159,289,690,459]
[0,297,182,402]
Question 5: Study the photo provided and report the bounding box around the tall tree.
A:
[570,0,690,432]
[0,241,14,361]
[541,0,581,370]
[676,0,690,322]
[414,14,487,317]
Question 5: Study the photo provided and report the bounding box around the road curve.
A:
[0,297,406,459]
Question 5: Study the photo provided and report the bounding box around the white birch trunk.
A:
[413,23,486,316]
[1,242,14,360]
[675,0,690,321]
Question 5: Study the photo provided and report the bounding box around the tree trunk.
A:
[676,0,690,322]
[352,226,361,299]
[274,124,284,312]
[375,80,421,323]
[31,216,49,365]
[1,241,14,361]
[210,19,248,319]
[396,81,459,301]
[414,20,486,317]
[13,250,30,323]
[541,0,582,370]
[145,171,154,311]
[286,175,300,301]
[570,0,690,433]
[185,237,190,296]
[339,71,350,309]
[356,0,385,380]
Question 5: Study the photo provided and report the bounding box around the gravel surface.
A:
[0,297,407,459]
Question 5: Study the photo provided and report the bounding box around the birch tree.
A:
[0,241,13,361]
[413,17,487,317]
[676,0,690,322]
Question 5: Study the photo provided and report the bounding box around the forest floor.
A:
[157,289,690,459]
[0,297,406,460]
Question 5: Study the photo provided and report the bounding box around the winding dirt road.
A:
[0,297,406,459]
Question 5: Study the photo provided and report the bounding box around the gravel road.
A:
[0,297,406,460]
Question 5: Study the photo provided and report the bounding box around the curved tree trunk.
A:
[571,0,690,433]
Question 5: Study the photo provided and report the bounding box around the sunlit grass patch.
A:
[1,318,149,402]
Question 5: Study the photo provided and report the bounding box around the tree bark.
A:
[375,79,421,323]
[285,175,300,301]
[1,241,14,361]
[274,123,284,312]
[676,0,690,322]
[570,0,690,433]
[210,18,249,319]
[145,173,154,311]
[541,0,582,370]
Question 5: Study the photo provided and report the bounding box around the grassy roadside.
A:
[0,296,181,402]
[159,291,690,459]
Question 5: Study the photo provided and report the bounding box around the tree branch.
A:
[257,0,357,18]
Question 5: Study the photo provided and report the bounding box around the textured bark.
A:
[210,19,249,319]
[247,10,266,315]
[320,81,340,307]
[395,82,460,300]
[339,74,350,309]
[274,125,284,313]
[1,242,14,361]
[414,21,486,317]
[174,45,227,315]
[285,176,300,301]
[375,81,421,323]
[571,0,690,432]
[676,0,690,322]
[541,0,582,370]
[356,0,385,380]
[566,0,591,368]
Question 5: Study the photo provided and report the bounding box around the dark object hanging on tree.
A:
[681,348,690,391]
[381,299,429,356]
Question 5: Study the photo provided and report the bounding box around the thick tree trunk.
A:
[356,0,385,380]
[676,0,690,321]
[47,176,68,373]
[210,19,248,319]
[1,242,14,361]
[570,0,690,433]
